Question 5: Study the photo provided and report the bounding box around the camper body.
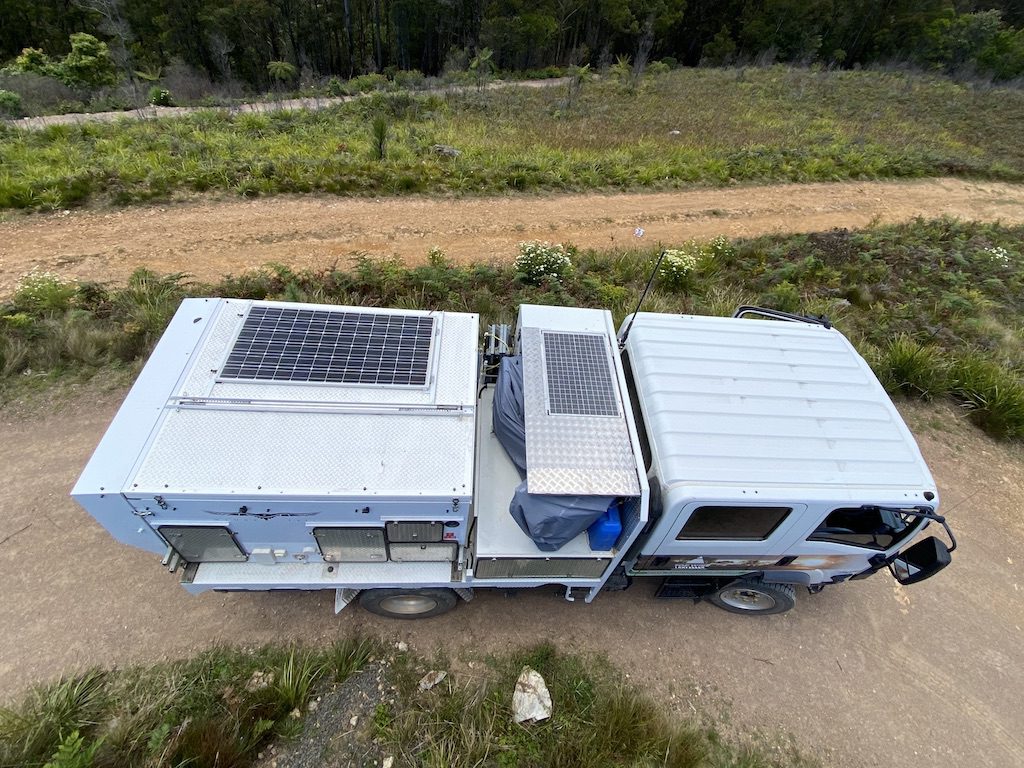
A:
[72,298,954,617]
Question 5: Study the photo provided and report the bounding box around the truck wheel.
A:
[707,580,796,615]
[358,588,458,619]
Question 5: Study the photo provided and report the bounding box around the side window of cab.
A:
[809,507,917,551]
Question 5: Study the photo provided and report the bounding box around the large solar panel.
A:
[542,331,619,417]
[220,305,434,385]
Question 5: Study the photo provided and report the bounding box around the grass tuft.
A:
[873,335,952,400]
[0,670,107,767]
[950,352,1024,439]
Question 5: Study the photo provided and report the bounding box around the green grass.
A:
[0,641,813,768]
[3,66,1024,210]
[377,643,813,768]
[2,218,1022,438]
[0,638,375,768]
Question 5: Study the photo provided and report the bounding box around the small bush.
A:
[348,73,389,94]
[0,670,107,765]
[12,271,77,314]
[950,352,1024,439]
[515,241,574,284]
[371,115,389,160]
[0,89,22,118]
[647,60,671,77]
[393,69,426,89]
[875,335,951,400]
[658,247,700,292]
[658,237,729,293]
[763,280,802,313]
[147,86,174,106]
[0,71,76,115]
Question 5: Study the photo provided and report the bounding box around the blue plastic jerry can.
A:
[588,500,623,551]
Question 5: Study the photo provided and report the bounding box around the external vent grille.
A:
[542,332,619,417]
[221,305,433,386]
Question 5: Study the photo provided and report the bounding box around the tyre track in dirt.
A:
[1,177,1023,296]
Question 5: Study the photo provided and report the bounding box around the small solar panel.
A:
[220,305,433,385]
[543,331,619,417]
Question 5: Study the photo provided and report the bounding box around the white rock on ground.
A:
[512,666,552,724]
[418,670,447,691]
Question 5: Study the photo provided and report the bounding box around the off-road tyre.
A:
[706,579,796,615]
[358,587,459,619]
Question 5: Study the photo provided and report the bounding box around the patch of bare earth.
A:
[0,378,1022,768]
[1,177,1023,295]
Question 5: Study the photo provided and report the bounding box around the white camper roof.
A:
[82,299,479,499]
[622,312,936,495]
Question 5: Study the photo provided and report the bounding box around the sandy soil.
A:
[1,177,1023,296]
[0,381,1021,768]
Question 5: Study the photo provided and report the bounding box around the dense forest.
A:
[2,0,1024,95]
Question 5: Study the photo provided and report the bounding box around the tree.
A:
[59,32,119,87]
[13,47,57,76]
[267,59,298,86]
[469,46,494,87]
[700,24,736,65]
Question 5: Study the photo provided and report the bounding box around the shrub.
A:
[657,237,728,293]
[874,335,951,399]
[147,86,174,106]
[393,69,426,89]
[266,60,298,86]
[371,115,389,160]
[0,89,22,118]
[763,280,802,313]
[0,71,76,115]
[59,33,118,89]
[12,272,77,314]
[515,241,574,284]
[326,76,344,96]
[658,247,700,292]
[348,73,389,93]
[950,352,1024,439]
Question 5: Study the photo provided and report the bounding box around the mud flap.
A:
[335,588,362,614]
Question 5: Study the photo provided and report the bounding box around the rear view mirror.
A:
[889,536,952,585]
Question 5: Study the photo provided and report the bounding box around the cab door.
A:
[649,502,808,569]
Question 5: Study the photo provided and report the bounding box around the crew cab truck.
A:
[72,298,956,618]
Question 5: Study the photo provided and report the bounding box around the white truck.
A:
[72,298,956,618]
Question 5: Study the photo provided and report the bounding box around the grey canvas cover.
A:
[492,355,527,476]
[509,481,614,552]
[494,354,612,550]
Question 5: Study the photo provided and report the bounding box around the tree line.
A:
[2,0,1023,92]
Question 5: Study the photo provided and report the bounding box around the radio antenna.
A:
[618,248,667,350]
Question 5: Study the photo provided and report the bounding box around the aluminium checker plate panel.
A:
[520,325,640,496]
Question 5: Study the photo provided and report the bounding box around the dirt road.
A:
[2,177,1024,296]
[0,382,1022,768]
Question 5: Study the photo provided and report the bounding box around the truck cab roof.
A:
[621,312,937,503]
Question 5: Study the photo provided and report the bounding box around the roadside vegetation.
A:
[2,67,1024,211]
[1,218,1021,439]
[0,640,810,768]
[0,638,375,768]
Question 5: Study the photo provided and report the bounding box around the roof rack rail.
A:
[731,305,832,329]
